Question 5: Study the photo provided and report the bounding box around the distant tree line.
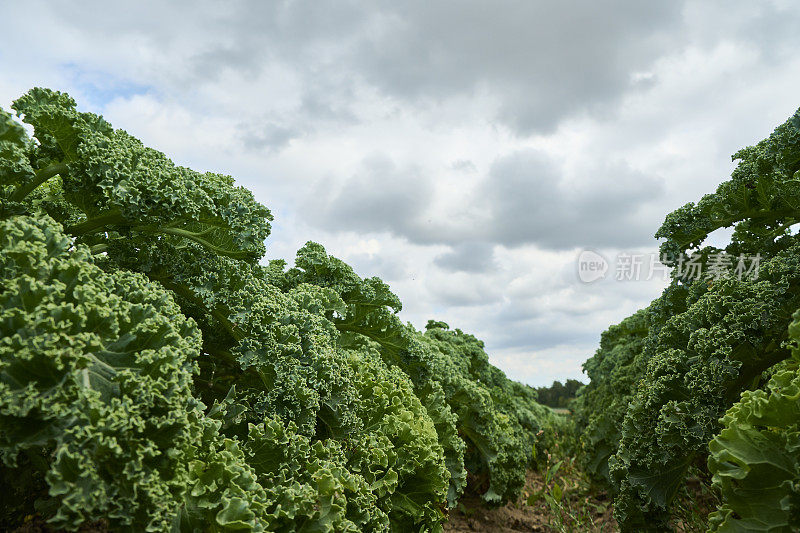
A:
[535,379,583,408]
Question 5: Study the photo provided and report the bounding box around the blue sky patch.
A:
[59,63,153,109]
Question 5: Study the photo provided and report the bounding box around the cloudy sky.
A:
[3,0,799,385]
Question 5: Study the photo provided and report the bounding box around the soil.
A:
[444,470,617,533]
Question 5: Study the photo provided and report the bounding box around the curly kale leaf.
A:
[0,214,206,530]
[0,214,351,533]
[243,417,388,532]
[343,345,449,529]
[706,310,800,532]
[240,346,450,531]
[421,326,537,505]
[100,236,452,530]
[610,244,800,531]
[288,241,407,356]
[282,242,469,506]
[178,417,271,533]
[0,107,34,190]
[656,107,800,261]
[283,243,552,507]
[10,88,272,261]
[109,239,364,439]
[572,309,649,486]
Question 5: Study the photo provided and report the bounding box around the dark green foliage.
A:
[0,88,553,531]
[0,215,268,531]
[281,242,554,507]
[706,310,800,532]
[572,310,648,486]
[655,107,800,262]
[610,246,800,530]
[11,88,273,261]
[419,325,551,504]
[535,379,583,408]
[575,106,800,531]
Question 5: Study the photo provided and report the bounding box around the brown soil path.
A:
[444,471,616,532]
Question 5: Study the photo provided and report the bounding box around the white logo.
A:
[577,250,608,283]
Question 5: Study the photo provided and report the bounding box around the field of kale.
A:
[2,88,800,532]
[0,88,562,531]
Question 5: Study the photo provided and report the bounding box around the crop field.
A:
[2,88,799,532]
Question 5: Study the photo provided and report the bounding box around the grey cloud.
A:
[300,91,358,124]
[13,0,799,387]
[40,0,800,138]
[345,252,408,282]
[44,0,686,134]
[306,149,665,251]
[480,150,665,249]
[305,154,432,236]
[434,242,497,273]
[425,280,503,308]
[237,86,360,153]
[493,322,600,352]
[189,46,264,81]
[239,121,303,152]
[451,159,477,173]
[352,1,685,133]
[683,2,800,61]
[464,289,644,353]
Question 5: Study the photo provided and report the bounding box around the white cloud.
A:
[3,0,800,386]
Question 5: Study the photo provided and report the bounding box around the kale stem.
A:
[10,162,69,202]
[157,278,243,344]
[66,209,125,235]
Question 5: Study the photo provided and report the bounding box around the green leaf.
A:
[12,87,88,161]
[707,313,800,532]
[552,482,563,502]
